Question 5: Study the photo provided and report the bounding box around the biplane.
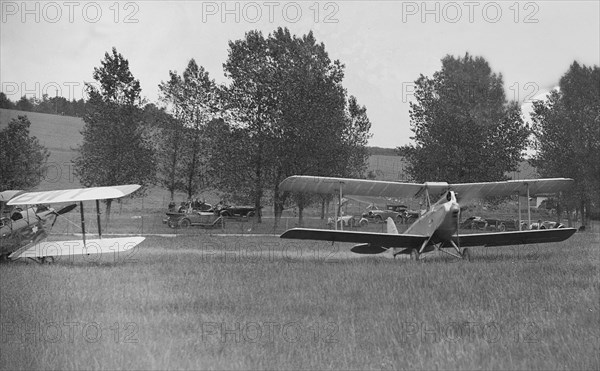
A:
[1,185,145,263]
[279,176,577,261]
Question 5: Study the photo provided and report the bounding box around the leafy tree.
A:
[15,96,34,112]
[399,53,529,183]
[158,59,219,199]
[142,103,183,201]
[74,47,156,226]
[531,61,600,226]
[222,30,277,223]
[220,27,371,225]
[0,93,16,109]
[0,115,50,189]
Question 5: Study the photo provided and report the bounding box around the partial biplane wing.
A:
[7,184,141,205]
[279,176,577,261]
[5,184,144,263]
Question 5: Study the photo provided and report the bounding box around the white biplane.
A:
[279,176,577,261]
[1,185,145,264]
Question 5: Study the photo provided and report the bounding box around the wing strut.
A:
[79,201,86,247]
[339,182,344,231]
[518,192,522,230]
[526,183,531,229]
[96,199,102,239]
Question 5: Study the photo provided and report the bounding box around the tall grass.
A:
[1,232,598,370]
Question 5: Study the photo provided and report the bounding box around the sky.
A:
[1,1,599,148]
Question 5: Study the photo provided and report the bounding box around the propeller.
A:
[56,203,77,215]
[51,203,78,227]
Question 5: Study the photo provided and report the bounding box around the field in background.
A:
[1,233,598,370]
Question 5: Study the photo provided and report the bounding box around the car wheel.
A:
[375,215,383,223]
[497,223,506,232]
[179,219,191,228]
[247,211,255,217]
[359,219,368,227]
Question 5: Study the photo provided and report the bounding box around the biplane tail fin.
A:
[386,217,399,235]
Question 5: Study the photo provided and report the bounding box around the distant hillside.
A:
[0,109,83,189]
[367,146,398,156]
[1,108,539,192]
[365,149,538,181]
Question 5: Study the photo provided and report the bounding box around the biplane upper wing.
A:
[279,176,574,200]
[449,178,573,200]
[7,185,141,205]
[281,228,427,248]
[279,176,429,198]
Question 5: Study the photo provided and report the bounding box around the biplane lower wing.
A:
[280,228,427,248]
[281,228,576,250]
[9,236,145,260]
[454,228,577,247]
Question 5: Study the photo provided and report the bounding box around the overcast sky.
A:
[1,1,598,148]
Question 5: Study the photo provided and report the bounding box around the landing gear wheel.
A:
[37,256,55,264]
[461,248,471,262]
[410,249,420,261]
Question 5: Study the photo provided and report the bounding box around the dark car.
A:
[362,204,420,224]
[362,204,405,223]
[461,216,522,231]
[218,205,261,218]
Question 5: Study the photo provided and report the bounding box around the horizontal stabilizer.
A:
[455,228,577,247]
[9,236,145,259]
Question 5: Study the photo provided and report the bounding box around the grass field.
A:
[2,109,598,370]
[1,230,598,370]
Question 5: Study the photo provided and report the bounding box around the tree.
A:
[0,115,50,190]
[158,59,220,199]
[0,92,16,109]
[15,96,34,112]
[220,27,371,225]
[222,30,277,223]
[399,53,529,183]
[143,103,183,201]
[74,47,156,226]
[531,61,600,227]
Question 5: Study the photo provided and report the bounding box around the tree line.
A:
[0,92,88,118]
[74,28,372,226]
[2,30,597,227]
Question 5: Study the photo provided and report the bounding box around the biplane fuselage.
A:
[405,191,460,244]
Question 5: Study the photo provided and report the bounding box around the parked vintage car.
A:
[461,216,527,231]
[362,204,420,224]
[327,215,369,229]
[217,205,261,218]
[528,220,565,230]
[164,210,224,229]
[362,204,405,223]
